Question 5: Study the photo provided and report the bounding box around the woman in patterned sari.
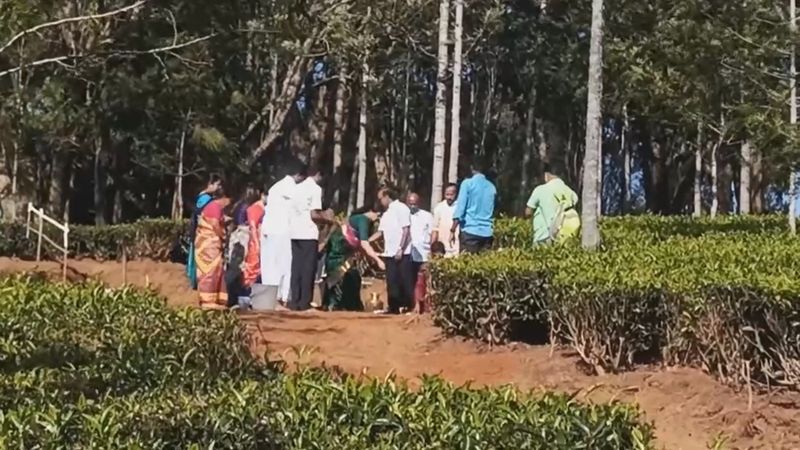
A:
[321,206,384,311]
[195,197,231,309]
[186,174,223,289]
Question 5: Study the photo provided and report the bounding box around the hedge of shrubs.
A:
[0,277,654,449]
[431,216,800,391]
[0,213,787,261]
[0,219,186,261]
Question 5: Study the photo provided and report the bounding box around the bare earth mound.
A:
[2,257,798,450]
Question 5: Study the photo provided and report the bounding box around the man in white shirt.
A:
[431,183,459,257]
[406,192,433,291]
[255,161,305,310]
[288,167,330,311]
[374,187,413,314]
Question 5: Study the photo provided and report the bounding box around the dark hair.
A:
[232,184,260,214]
[352,204,378,215]
[431,241,446,255]
[380,187,399,201]
[470,156,488,173]
[208,173,224,186]
[445,183,458,191]
[242,184,261,204]
[284,158,307,177]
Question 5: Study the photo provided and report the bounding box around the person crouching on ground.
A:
[320,206,384,311]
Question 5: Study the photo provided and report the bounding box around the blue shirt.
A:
[453,173,496,237]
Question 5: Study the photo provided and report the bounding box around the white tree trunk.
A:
[597,138,602,217]
[431,0,450,207]
[580,0,604,250]
[357,64,368,209]
[790,0,797,234]
[332,66,348,208]
[622,104,630,212]
[447,0,463,184]
[710,143,719,219]
[739,140,751,214]
[693,123,703,217]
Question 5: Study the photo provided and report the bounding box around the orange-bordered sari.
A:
[243,201,264,287]
[195,199,228,309]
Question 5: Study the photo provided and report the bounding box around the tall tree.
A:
[580,0,604,249]
[791,0,798,234]
[447,0,464,183]
[357,63,369,209]
[431,0,450,207]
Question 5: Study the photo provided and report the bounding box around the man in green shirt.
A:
[525,164,580,245]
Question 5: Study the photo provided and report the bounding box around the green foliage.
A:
[432,216,800,390]
[0,219,186,261]
[0,277,655,449]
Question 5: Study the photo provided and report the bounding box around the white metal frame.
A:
[25,203,70,280]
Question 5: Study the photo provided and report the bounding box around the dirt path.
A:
[2,257,798,450]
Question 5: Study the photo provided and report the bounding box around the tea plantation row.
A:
[0,277,653,449]
[431,216,800,391]
[0,214,787,261]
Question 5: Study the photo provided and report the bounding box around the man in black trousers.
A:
[374,187,414,314]
[288,166,330,311]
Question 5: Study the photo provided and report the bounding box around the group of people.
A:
[184,159,580,314]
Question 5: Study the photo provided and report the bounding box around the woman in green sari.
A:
[321,206,384,311]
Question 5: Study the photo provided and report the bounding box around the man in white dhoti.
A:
[254,161,306,310]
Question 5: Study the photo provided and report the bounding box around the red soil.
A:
[1,256,798,450]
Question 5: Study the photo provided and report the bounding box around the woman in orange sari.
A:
[195,197,231,309]
[243,190,266,288]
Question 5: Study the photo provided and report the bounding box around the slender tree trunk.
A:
[790,0,798,233]
[580,0,604,250]
[597,137,602,217]
[447,0,463,183]
[479,65,496,154]
[94,125,110,225]
[739,140,751,214]
[347,151,359,215]
[172,115,188,220]
[64,169,74,223]
[622,104,630,213]
[521,101,535,212]
[710,143,719,219]
[402,58,410,167]
[10,142,18,195]
[693,122,703,217]
[269,53,278,125]
[48,150,70,219]
[331,66,348,208]
[752,148,764,213]
[357,64,368,209]
[431,0,450,207]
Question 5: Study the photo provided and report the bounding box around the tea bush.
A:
[431,225,800,391]
[0,219,185,261]
[0,277,655,449]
